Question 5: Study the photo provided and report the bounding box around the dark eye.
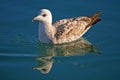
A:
[42,14,47,17]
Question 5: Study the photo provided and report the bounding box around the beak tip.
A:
[32,17,38,22]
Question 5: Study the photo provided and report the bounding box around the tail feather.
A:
[92,17,101,25]
[80,11,101,38]
[89,11,101,25]
[84,11,101,30]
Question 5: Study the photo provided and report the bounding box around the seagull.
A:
[32,9,101,44]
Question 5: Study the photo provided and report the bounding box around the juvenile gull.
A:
[32,9,101,44]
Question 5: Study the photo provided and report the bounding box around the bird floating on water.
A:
[32,9,101,44]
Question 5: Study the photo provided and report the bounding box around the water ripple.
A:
[0,53,38,57]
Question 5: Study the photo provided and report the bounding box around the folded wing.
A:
[53,11,101,44]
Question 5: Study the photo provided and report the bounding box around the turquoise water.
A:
[0,0,120,80]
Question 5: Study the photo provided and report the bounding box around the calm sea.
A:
[0,0,120,80]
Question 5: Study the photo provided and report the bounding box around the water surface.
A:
[0,0,120,80]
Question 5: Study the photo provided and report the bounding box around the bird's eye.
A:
[42,14,47,17]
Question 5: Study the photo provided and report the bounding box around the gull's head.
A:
[32,9,52,24]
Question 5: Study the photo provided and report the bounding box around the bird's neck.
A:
[38,22,56,43]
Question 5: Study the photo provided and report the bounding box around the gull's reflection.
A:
[33,38,99,74]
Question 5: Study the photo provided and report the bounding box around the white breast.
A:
[38,23,52,43]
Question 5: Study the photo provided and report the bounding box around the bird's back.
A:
[52,11,101,44]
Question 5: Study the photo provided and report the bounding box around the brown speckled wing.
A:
[53,17,91,41]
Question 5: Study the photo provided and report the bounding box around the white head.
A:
[33,9,52,24]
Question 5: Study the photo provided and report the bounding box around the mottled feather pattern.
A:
[33,9,101,44]
[53,17,91,44]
